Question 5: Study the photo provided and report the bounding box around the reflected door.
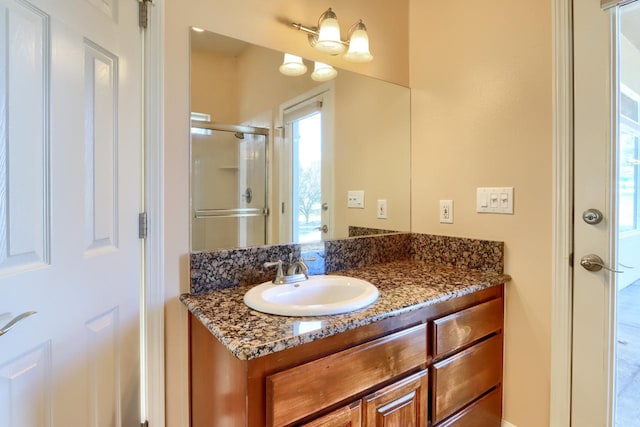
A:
[573,1,640,425]
[191,123,268,250]
[281,89,334,244]
[0,0,143,425]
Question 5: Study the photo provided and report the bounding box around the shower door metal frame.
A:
[190,121,270,248]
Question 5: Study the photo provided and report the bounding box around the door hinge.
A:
[139,212,148,239]
[138,0,153,29]
[141,421,149,427]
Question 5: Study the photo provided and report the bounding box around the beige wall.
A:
[167,1,553,426]
[164,1,409,426]
[190,47,239,122]
[334,72,411,236]
[409,1,552,427]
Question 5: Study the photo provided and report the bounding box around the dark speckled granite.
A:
[184,233,511,360]
[190,233,505,294]
[190,244,299,294]
[411,234,504,273]
[181,260,511,360]
[325,233,411,272]
[348,226,402,237]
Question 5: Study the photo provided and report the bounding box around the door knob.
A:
[579,254,623,273]
[315,225,329,233]
[582,209,604,225]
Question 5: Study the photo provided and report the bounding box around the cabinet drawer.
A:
[362,370,428,426]
[432,334,502,424]
[300,401,361,427]
[432,298,502,359]
[267,324,427,427]
[436,387,502,427]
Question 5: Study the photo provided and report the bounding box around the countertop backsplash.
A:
[190,232,504,294]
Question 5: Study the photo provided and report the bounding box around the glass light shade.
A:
[344,22,373,62]
[311,62,338,82]
[279,53,307,76]
[315,9,344,54]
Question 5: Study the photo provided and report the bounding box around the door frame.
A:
[550,0,573,425]
[143,1,166,425]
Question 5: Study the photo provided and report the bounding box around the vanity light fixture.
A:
[291,7,373,63]
[279,53,308,76]
[311,61,337,81]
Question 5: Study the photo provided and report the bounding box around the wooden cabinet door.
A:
[301,401,362,427]
[362,370,428,427]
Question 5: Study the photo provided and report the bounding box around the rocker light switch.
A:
[477,187,514,214]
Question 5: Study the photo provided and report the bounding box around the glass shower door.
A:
[191,123,268,251]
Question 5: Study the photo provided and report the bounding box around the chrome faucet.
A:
[287,256,310,282]
[263,260,286,284]
[264,254,316,285]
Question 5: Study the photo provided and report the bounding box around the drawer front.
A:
[433,297,503,359]
[362,369,428,427]
[300,401,362,427]
[436,387,502,427]
[432,334,502,424]
[267,324,427,427]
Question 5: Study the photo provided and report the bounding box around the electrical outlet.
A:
[440,200,453,224]
[377,199,388,219]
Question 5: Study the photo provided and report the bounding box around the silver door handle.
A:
[0,311,37,337]
[315,225,329,233]
[579,254,623,273]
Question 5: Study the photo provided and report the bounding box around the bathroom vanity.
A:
[183,255,508,427]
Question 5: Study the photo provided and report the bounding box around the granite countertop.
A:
[181,259,511,361]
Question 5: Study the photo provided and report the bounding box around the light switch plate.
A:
[477,187,514,214]
[377,199,388,219]
[347,190,365,209]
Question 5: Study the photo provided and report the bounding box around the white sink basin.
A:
[243,275,379,317]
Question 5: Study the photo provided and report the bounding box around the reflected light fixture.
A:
[311,61,338,82]
[292,8,373,63]
[279,53,308,76]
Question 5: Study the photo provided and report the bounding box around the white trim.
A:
[143,0,166,425]
[550,0,573,426]
[502,420,518,427]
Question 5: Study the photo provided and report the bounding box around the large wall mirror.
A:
[190,28,411,251]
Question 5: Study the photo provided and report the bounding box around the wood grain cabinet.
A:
[189,285,504,427]
[299,401,362,427]
[362,370,428,427]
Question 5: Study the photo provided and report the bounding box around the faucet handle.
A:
[264,260,285,284]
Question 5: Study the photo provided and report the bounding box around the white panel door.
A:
[573,1,640,426]
[0,0,142,425]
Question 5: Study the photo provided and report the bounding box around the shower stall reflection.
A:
[191,122,268,251]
